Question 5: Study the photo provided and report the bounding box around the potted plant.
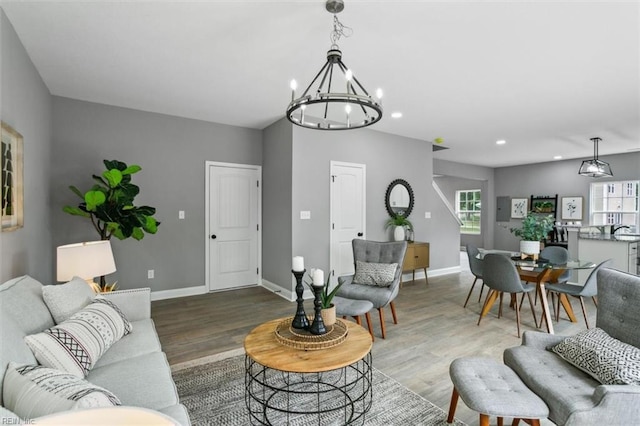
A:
[510,213,554,257]
[385,214,414,241]
[305,272,343,327]
[63,160,161,291]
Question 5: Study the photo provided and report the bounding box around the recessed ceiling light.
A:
[496,140,506,145]
[391,112,402,118]
[554,155,563,160]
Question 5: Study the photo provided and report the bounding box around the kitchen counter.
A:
[579,234,640,242]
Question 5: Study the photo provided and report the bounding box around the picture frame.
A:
[561,196,583,221]
[511,197,528,219]
[1,122,24,231]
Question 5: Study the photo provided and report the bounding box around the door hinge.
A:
[257,267,259,274]
[332,223,335,230]
[332,269,335,276]
[257,180,260,187]
[257,224,259,231]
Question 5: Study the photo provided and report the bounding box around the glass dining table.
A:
[477,249,596,334]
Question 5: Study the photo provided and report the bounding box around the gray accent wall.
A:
[434,176,485,249]
[0,11,52,283]
[262,118,293,291]
[494,152,640,252]
[51,97,262,291]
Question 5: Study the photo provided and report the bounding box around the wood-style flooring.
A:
[152,255,595,426]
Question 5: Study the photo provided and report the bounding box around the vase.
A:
[393,226,405,241]
[520,240,541,257]
[321,304,336,327]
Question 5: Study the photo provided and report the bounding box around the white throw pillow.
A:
[550,327,640,385]
[42,276,95,324]
[2,362,120,419]
[25,297,132,377]
[353,261,398,287]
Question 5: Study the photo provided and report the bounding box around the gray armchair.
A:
[337,239,407,339]
[504,268,640,425]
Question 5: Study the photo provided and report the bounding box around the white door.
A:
[330,162,366,283]
[206,162,261,291]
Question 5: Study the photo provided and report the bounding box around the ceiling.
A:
[2,0,639,167]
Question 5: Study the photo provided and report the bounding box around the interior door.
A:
[207,163,260,291]
[330,162,366,283]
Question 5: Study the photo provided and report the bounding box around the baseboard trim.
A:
[402,266,461,282]
[151,285,207,301]
[261,279,295,301]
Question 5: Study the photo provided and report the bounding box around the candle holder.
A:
[308,284,327,335]
[291,269,310,330]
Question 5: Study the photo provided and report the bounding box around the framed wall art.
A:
[561,196,583,221]
[511,198,528,219]
[1,122,24,231]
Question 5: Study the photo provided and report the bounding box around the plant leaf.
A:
[68,185,84,199]
[143,216,158,233]
[63,205,91,217]
[131,227,144,240]
[103,169,123,188]
[122,165,142,175]
[104,160,127,171]
[85,190,106,211]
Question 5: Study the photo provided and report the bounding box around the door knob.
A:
[211,234,217,239]
[357,232,363,237]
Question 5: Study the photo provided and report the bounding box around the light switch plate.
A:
[425,212,431,219]
[179,210,185,219]
[300,211,311,220]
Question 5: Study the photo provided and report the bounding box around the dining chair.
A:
[478,253,537,338]
[463,244,485,308]
[545,259,612,329]
[523,246,571,307]
[336,239,408,339]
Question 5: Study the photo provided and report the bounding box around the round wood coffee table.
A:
[244,317,373,425]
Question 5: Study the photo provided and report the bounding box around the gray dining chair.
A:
[545,258,612,329]
[463,244,485,308]
[540,246,571,284]
[337,239,407,339]
[478,253,537,338]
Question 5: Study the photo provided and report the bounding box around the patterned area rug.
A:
[172,349,466,426]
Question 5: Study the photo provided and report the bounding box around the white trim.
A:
[261,279,294,301]
[402,266,461,282]
[151,285,207,301]
[329,161,366,285]
[205,161,262,293]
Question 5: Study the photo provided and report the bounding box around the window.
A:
[590,180,639,232]
[456,189,481,234]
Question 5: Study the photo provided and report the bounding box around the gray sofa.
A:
[0,275,190,425]
[504,268,640,425]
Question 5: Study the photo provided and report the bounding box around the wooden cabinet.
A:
[402,242,430,285]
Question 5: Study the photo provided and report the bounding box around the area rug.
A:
[172,349,466,426]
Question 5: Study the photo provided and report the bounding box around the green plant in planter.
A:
[305,272,343,309]
[384,214,414,231]
[510,213,554,241]
[63,160,161,241]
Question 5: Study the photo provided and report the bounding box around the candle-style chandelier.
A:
[286,0,383,130]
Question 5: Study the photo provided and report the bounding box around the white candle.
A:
[312,269,324,287]
[292,256,304,272]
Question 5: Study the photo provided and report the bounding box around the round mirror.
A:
[385,179,414,217]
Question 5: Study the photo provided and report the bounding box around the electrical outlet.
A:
[300,211,311,220]
[148,269,154,279]
[425,212,431,219]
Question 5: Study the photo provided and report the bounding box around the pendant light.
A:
[578,137,613,178]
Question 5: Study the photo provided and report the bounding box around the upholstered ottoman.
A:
[447,357,549,426]
[333,296,374,341]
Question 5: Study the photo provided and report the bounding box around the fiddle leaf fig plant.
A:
[385,214,413,231]
[63,160,160,241]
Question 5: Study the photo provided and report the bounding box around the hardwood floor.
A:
[152,257,595,426]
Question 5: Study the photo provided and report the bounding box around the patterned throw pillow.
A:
[550,327,640,385]
[25,297,132,377]
[2,362,120,419]
[353,261,398,287]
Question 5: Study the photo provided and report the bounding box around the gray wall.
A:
[494,152,640,252]
[0,11,52,283]
[262,118,293,290]
[51,97,262,291]
[284,123,457,294]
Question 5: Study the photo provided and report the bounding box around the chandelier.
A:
[578,137,613,178]
[286,0,383,130]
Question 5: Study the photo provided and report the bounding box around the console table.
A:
[402,241,430,285]
[244,317,373,425]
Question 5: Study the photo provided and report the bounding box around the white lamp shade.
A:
[57,240,116,282]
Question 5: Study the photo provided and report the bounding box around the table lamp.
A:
[57,240,116,292]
